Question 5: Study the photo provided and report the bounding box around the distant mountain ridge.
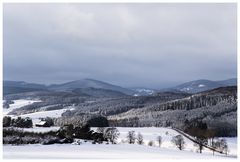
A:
[3,81,47,95]
[3,78,237,96]
[48,79,135,95]
[161,78,237,93]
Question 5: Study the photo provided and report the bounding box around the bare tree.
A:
[104,127,120,144]
[171,135,185,150]
[127,131,136,144]
[194,137,208,153]
[136,132,144,145]
[213,138,229,155]
[156,136,162,147]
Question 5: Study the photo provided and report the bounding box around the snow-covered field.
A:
[3,100,238,159]
[3,142,235,159]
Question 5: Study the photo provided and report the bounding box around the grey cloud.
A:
[3,3,237,88]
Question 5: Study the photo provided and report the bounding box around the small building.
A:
[35,121,50,127]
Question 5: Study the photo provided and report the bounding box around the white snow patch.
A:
[198,84,206,88]
[20,108,70,125]
[3,99,41,116]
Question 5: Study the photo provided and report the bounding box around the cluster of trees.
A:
[124,130,162,147]
[54,114,109,127]
[3,116,33,128]
[109,102,237,137]
[3,127,58,145]
[3,123,121,145]
[108,87,237,138]
[212,138,229,155]
[67,92,189,117]
[184,120,229,154]
[122,129,229,155]
[96,127,120,144]
[57,125,120,144]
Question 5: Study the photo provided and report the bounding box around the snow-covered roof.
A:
[36,121,47,125]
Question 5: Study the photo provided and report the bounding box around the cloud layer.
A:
[3,3,237,88]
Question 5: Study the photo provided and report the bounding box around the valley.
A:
[2,78,238,159]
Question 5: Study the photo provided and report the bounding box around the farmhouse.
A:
[35,121,50,127]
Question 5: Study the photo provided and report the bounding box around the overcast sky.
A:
[3,3,237,88]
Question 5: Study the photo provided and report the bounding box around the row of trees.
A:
[125,130,163,147]
[171,134,229,155]
[184,120,230,154]
[115,129,229,155]
[3,116,33,128]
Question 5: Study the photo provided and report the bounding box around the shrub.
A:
[136,133,144,145]
[148,140,154,146]
[127,131,136,144]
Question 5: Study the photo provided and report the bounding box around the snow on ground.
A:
[20,108,67,119]
[3,127,237,159]
[3,99,41,116]
[3,142,234,159]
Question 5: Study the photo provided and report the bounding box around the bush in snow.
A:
[127,131,136,144]
[104,127,120,144]
[171,135,185,150]
[148,140,154,146]
[136,133,144,145]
